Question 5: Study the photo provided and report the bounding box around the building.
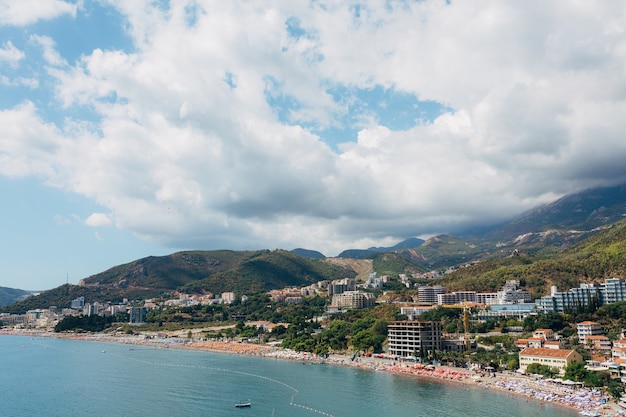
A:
[584,335,611,353]
[441,336,474,353]
[612,338,626,362]
[328,278,356,296]
[417,286,446,305]
[577,321,603,343]
[536,284,601,313]
[221,292,236,304]
[71,296,85,309]
[387,321,442,358]
[365,272,384,289]
[519,348,583,374]
[476,303,538,321]
[543,341,562,350]
[533,329,555,341]
[331,291,376,309]
[129,307,148,324]
[526,338,545,348]
[497,280,531,304]
[475,292,498,305]
[437,291,476,305]
[400,305,437,320]
[603,278,626,304]
[536,278,626,313]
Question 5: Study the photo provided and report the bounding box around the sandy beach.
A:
[2,328,623,416]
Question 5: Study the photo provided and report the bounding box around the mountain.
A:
[4,183,626,314]
[338,237,425,259]
[370,237,426,252]
[291,248,326,259]
[485,183,626,243]
[178,249,354,294]
[1,249,355,314]
[438,217,626,298]
[389,183,626,270]
[0,287,32,307]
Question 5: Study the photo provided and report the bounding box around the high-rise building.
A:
[328,278,355,296]
[387,320,442,358]
[536,278,626,313]
[417,286,446,305]
[331,291,376,309]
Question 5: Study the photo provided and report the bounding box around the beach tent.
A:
[560,379,583,386]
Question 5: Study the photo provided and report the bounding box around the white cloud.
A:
[30,35,67,67]
[85,212,112,227]
[2,1,626,255]
[0,0,77,26]
[0,41,24,65]
[53,214,71,225]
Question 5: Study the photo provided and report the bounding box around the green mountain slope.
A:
[1,249,355,313]
[437,218,626,298]
[387,183,626,273]
[181,249,355,293]
[487,183,626,242]
[79,250,246,289]
[0,287,32,307]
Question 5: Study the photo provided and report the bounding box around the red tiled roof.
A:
[520,348,577,358]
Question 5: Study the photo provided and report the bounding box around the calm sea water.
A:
[0,335,578,417]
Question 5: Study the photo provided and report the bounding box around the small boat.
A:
[235,400,251,408]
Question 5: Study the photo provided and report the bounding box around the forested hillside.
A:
[438,218,626,297]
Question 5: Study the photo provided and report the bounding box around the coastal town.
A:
[4,274,626,416]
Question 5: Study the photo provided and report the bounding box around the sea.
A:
[0,335,579,417]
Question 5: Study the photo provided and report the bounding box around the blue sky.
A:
[2,1,626,290]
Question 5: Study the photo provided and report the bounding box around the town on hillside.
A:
[4,274,626,396]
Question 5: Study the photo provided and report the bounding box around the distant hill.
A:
[0,287,32,307]
[179,249,354,294]
[1,249,355,314]
[338,237,425,259]
[291,248,326,259]
[369,237,426,252]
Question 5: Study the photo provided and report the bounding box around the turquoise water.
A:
[0,335,578,417]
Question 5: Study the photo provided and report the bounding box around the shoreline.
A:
[2,329,621,416]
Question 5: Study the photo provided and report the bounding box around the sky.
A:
[2,1,626,291]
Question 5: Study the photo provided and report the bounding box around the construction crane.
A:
[440,302,472,353]
[463,301,470,354]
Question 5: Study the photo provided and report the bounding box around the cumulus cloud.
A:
[2,1,626,255]
[29,35,67,67]
[0,0,77,26]
[85,212,112,227]
[0,41,24,65]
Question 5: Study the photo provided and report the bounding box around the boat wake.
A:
[117,349,336,417]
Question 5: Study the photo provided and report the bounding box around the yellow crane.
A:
[463,302,470,354]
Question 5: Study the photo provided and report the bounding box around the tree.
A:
[607,379,625,399]
[564,361,588,382]
[523,312,566,332]
[526,363,558,378]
